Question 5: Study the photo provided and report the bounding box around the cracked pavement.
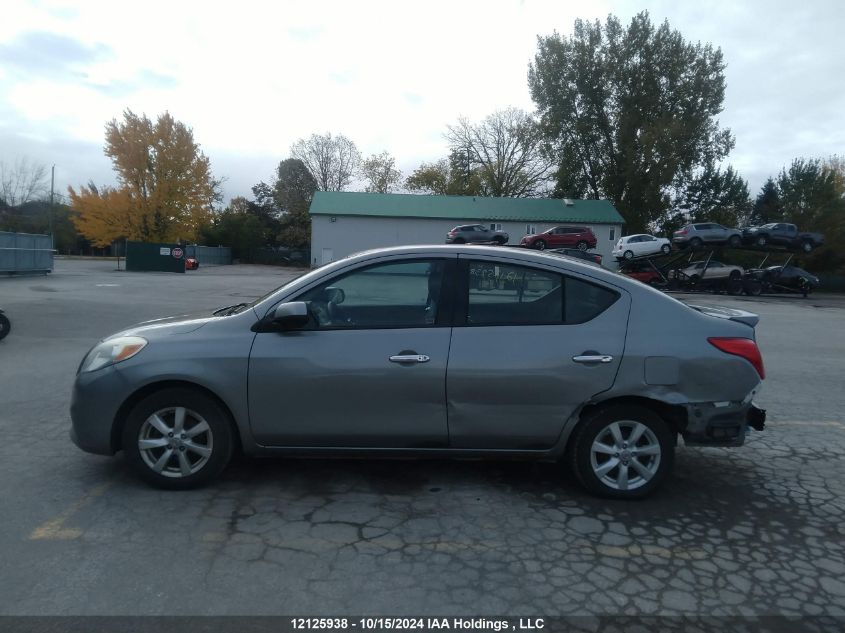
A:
[1,259,843,616]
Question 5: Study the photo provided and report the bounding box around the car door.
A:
[446,256,630,449]
[248,257,456,447]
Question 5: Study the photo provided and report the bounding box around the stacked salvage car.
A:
[613,221,825,297]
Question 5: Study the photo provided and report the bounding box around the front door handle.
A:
[572,354,614,364]
[389,354,430,364]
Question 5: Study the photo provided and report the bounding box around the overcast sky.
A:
[2,0,843,204]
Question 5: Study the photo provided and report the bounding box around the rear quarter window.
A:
[564,277,620,324]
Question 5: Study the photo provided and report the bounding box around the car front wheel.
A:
[534,240,546,250]
[623,250,634,260]
[569,405,674,499]
[122,388,234,490]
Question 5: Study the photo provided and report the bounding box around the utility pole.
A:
[49,164,55,249]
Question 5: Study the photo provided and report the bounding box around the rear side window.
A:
[564,277,620,324]
[464,261,618,326]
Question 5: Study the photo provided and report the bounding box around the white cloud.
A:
[2,0,843,202]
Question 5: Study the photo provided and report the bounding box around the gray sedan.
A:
[70,245,766,499]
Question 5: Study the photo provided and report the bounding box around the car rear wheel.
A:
[576,241,588,251]
[493,236,506,245]
[569,405,674,499]
[660,244,671,255]
[801,240,813,253]
[729,235,742,248]
[534,240,547,250]
[744,279,763,296]
[0,313,9,341]
[756,235,768,247]
[453,238,466,244]
[122,388,234,490]
[690,237,703,249]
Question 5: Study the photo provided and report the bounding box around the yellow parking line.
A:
[29,482,113,540]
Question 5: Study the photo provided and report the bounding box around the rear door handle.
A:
[389,354,430,364]
[572,354,614,364]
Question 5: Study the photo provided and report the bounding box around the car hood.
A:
[111,310,224,338]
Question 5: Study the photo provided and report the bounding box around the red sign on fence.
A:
[172,247,183,259]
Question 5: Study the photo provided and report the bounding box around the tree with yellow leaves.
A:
[69,110,220,246]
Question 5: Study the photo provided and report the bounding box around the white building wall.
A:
[310,215,622,266]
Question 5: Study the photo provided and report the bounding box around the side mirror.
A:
[271,301,309,330]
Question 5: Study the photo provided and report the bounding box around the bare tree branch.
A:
[0,157,49,207]
[290,133,361,191]
[445,108,553,197]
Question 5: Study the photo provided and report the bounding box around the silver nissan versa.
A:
[70,245,766,499]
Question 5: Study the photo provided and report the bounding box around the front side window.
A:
[297,260,447,329]
[465,262,618,326]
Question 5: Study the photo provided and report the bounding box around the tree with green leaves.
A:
[682,164,750,225]
[775,158,845,272]
[273,158,317,248]
[405,150,484,196]
[360,151,402,193]
[750,178,782,226]
[529,12,733,232]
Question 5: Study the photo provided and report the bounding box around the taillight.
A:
[676,229,687,235]
[708,338,765,379]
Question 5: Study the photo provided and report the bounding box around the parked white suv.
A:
[612,234,672,260]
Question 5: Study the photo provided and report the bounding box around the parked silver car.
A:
[446,224,509,244]
[677,260,744,282]
[70,245,766,499]
[673,223,743,249]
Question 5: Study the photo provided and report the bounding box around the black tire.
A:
[569,404,674,499]
[801,240,813,253]
[744,280,763,296]
[689,237,703,249]
[729,235,742,248]
[576,241,588,251]
[453,238,466,244]
[0,313,9,341]
[493,236,506,245]
[534,240,547,251]
[122,387,234,490]
[623,250,634,260]
[756,235,768,247]
[727,278,743,295]
[729,269,742,281]
[660,244,671,255]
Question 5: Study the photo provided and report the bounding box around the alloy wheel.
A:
[589,420,661,491]
[138,407,214,478]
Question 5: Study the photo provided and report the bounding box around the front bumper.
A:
[682,399,766,447]
[70,366,133,455]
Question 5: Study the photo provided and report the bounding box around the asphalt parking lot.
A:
[1,258,844,616]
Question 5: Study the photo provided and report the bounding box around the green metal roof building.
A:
[308,191,624,266]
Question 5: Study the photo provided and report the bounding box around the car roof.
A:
[339,244,623,283]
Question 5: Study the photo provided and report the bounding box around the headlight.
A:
[79,336,148,373]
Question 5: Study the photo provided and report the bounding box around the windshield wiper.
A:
[213,302,249,316]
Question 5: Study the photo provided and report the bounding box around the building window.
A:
[489,223,502,231]
[609,228,616,241]
[526,224,537,235]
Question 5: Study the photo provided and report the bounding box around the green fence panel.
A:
[125,241,186,273]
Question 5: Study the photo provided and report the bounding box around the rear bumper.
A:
[682,400,766,447]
